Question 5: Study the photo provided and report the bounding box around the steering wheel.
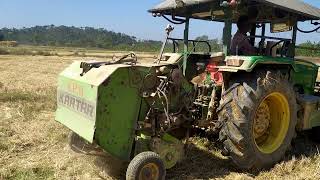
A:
[269,40,291,57]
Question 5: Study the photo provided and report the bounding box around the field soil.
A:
[0,54,319,180]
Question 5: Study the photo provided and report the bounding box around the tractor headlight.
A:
[226,58,244,67]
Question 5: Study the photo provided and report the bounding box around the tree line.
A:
[0,25,222,52]
[0,25,137,48]
[296,41,320,57]
[0,25,318,56]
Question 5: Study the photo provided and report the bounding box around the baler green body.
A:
[56,61,152,161]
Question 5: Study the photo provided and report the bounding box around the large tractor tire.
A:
[218,70,297,169]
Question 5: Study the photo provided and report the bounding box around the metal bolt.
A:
[166,153,174,161]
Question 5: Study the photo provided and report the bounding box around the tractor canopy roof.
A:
[149,0,320,23]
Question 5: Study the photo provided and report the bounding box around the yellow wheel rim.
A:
[253,92,290,154]
[139,163,160,180]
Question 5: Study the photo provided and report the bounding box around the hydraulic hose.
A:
[297,25,320,33]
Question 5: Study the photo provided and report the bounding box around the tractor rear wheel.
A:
[218,70,297,169]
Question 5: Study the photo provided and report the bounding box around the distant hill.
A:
[0,25,163,51]
[0,25,224,52]
[0,25,318,56]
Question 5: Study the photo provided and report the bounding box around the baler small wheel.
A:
[126,151,166,180]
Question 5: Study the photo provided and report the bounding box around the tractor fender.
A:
[218,56,300,73]
[219,56,319,95]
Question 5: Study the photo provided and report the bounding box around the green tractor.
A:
[55,0,320,179]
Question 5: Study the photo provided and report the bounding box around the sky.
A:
[0,0,319,43]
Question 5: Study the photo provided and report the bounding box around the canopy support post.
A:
[290,22,298,58]
[222,16,232,55]
[183,17,190,75]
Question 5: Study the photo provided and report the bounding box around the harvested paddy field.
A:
[0,54,319,180]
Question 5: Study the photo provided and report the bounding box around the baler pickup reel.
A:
[80,52,137,76]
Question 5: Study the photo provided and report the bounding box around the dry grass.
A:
[0,45,157,59]
[0,54,319,180]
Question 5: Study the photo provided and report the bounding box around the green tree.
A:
[195,35,209,41]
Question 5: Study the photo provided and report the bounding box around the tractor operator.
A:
[231,15,257,55]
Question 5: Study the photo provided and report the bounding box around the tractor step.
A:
[297,95,320,130]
